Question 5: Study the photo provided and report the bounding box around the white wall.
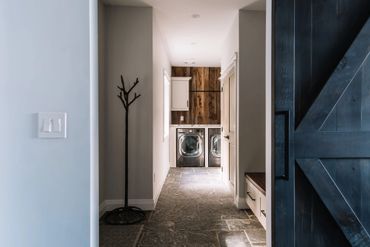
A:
[102,6,154,204]
[221,14,239,69]
[152,13,171,203]
[220,10,266,208]
[0,0,96,246]
[221,13,239,189]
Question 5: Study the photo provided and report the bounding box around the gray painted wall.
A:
[102,6,154,201]
[238,10,266,198]
[0,0,94,246]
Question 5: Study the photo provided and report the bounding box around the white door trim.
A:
[266,0,273,246]
[89,0,99,246]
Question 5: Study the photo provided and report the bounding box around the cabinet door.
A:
[171,78,189,111]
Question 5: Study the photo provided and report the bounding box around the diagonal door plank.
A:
[297,159,370,247]
[297,18,370,131]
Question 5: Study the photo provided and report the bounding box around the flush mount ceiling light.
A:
[191,14,201,19]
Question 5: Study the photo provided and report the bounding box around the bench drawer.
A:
[259,195,266,229]
[246,180,259,216]
[245,177,267,230]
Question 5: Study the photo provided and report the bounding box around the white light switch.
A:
[38,112,67,138]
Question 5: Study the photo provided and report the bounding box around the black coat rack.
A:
[104,75,145,225]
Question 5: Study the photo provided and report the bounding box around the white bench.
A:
[245,173,266,229]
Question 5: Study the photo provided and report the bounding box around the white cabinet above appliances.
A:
[171,77,191,111]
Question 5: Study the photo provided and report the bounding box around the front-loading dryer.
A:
[176,128,205,167]
[208,128,221,167]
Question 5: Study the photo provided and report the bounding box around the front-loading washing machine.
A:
[176,128,205,167]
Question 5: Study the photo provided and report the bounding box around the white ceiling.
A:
[104,0,266,67]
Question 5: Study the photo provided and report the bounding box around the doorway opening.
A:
[97,0,268,246]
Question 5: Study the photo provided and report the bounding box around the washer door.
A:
[179,134,203,157]
[211,134,221,158]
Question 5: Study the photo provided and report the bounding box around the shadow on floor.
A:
[100,168,266,247]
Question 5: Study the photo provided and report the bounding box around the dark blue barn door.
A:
[273,1,370,246]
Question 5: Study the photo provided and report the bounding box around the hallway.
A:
[101,168,266,246]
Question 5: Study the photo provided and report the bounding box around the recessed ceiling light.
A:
[184,58,196,65]
[191,14,200,19]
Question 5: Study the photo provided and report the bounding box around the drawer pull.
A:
[261,210,266,217]
[246,192,256,201]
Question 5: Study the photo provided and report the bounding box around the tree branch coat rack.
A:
[104,75,145,225]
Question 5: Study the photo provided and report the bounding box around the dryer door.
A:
[179,134,203,157]
[211,134,221,158]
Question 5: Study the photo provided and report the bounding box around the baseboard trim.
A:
[153,165,170,208]
[100,165,171,217]
[99,199,155,217]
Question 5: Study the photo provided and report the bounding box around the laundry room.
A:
[169,67,222,169]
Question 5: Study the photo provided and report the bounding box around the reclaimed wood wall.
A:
[171,67,221,124]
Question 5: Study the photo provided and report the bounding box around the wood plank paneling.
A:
[274,0,370,246]
[171,67,221,124]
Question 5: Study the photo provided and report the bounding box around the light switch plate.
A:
[38,112,67,139]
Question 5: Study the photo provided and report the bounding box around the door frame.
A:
[90,0,99,246]
[220,53,238,203]
[266,0,273,246]
[91,1,275,246]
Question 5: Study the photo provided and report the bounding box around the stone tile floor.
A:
[100,168,266,247]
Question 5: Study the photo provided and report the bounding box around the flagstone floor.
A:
[100,168,266,247]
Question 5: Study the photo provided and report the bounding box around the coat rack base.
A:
[104,206,145,225]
